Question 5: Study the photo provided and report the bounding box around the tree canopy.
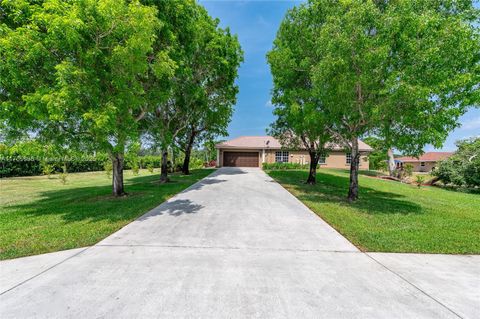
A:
[0,0,241,194]
[268,0,480,200]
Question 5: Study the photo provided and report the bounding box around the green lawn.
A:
[267,169,480,254]
[0,169,213,260]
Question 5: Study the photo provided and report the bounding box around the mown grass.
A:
[0,169,213,260]
[267,169,480,254]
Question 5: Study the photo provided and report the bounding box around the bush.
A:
[262,162,310,170]
[0,155,163,178]
[146,163,154,173]
[59,163,68,185]
[40,161,54,177]
[103,160,112,178]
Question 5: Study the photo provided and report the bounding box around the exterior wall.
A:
[264,150,369,170]
[401,161,437,172]
[218,149,262,168]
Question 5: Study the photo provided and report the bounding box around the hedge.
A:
[262,162,311,170]
[0,156,164,178]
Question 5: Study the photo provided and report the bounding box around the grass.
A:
[0,168,214,260]
[266,169,480,254]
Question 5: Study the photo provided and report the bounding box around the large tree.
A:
[0,0,170,196]
[176,10,242,175]
[143,1,241,180]
[267,5,332,185]
[276,0,479,201]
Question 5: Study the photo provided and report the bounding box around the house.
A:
[215,136,373,169]
[395,152,454,172]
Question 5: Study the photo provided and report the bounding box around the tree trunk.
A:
[387,148,396,177]
[160,148,169,183]
[306,151,320,185]
[111,153,126,197]
[182,130,196,175]
[348,138,360,202]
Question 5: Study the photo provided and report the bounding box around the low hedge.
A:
[262,162,311,170]
[0,156,164,178]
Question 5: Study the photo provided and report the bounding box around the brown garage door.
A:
[223,152,259,167]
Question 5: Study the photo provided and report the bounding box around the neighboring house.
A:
[395,152,454,172]
[215,136,373,169]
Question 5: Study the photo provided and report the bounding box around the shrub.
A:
[59,163,68,185]
[41,161,54,177]
[146,163,154,173]
[0,155,164,178]
[415,175,425,188]
[104,161,112,178]
[262,162,309,170]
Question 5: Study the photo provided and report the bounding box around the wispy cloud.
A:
[461,116,480,130]
[265,100,273,107]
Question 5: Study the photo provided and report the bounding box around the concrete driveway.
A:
[1,168,478,318]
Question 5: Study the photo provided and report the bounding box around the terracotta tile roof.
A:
[216,136,373,151]
[396,152,454,162]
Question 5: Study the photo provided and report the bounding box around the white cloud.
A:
[265,100,273,107]
[461,116,480,130]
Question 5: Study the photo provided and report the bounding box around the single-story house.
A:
[215,136,373,169]
[395,152,454,172]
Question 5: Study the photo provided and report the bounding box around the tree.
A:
[434,137,480,187]
[173,8,242,175]
[267,5,332,184]
[363,136,388,171]
[1,0,168,196]
[276,0,479,201]
[141,0,206,183]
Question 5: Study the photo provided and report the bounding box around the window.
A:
[420,162,426,167]
[346,153,352,164]
[275,151,289,163]
[318,154,326,164]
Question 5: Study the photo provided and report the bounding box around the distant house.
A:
[395,152,454,172]
[215,136,373,169]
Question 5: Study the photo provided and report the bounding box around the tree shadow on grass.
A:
[270,170,423,215]
[3,170,212,224]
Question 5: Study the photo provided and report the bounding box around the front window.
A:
[275,151,289,163]
[346,153,352,164]
[420,162,426,167]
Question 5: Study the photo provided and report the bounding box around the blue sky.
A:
[200,0,480,152]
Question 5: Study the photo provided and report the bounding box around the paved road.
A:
[1,168,478,318]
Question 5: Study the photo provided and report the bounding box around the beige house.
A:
[395,152,454,173]
[215,136,373,169]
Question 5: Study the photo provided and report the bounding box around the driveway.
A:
[1,168,478,318]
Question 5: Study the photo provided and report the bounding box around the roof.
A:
[216,136,373,151]
[396,152,454,163]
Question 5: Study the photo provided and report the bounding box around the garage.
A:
[223,151,259,167]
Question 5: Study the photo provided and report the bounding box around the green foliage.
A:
[403,164,414,178]
[415,175,425,188]
[263,162,309,170]
[40,161,54,178]
[146,163,154,173]
[434,137,480,188]
[131,162,140,176]
[363,137,387,170]
[270,0,480,199]
[59,163,68,185]
[1,0,170,195]
[189,157,205,170]
[104,161,113,179]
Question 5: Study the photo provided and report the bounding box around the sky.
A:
[199,0,480,152]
